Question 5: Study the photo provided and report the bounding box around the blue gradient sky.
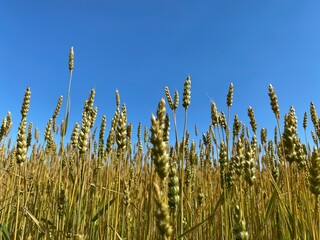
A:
[1,1,320,144]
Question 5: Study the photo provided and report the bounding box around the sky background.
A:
[1,1,320,146]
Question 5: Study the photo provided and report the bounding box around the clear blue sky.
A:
[1,1,320,144]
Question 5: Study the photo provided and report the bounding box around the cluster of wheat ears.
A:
[0,48,320,240]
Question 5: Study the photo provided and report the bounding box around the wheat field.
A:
[0,48,319,239]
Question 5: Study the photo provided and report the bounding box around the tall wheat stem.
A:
[14,166,21,240]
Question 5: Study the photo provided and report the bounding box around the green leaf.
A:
[0,224,10,240]
[91,198,115,222]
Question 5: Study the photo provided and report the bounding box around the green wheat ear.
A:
[173,90,179,110]
[211,101,219,126]
[164,86,174,110]
[98,115,107,160]
[260,128,267,146]
[62,47,75,138]
[115,89,120,109]
[16,117,27,165]
[26,122,32,148]
[52,96,63,133]
[16,87,31,165]
[68,46,74,72]
[78,113,91,154]
[182,75,191,109]
[310,102,318,127]
[248,106,257,134]
[233,205,249,240]
[20,86,31,119]
[303,112,308,130]
[309,147,320,220]
[53,96,63,119]
[168,149,179,215]
[163,114,170,144]
[0,112,13,141]
[309,147,320,196]
[232,114,241,140]
[219,141,227,189]
[71,122,80,150]
[137,122,143,153]
[244,143,256,186]
[153,182,173,240]
[116,110,127,154]
[218,111,226,129]
[268,84,280,120]
[282,106,305,166]
[150,98,169,180]
[226,83,234,108]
